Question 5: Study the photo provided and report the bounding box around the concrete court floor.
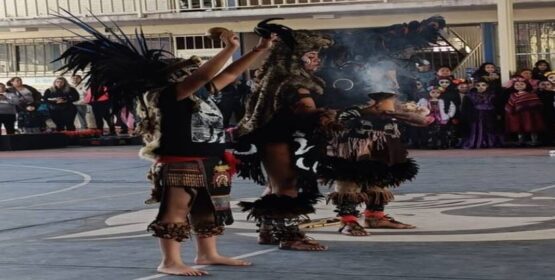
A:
[1,146,555,280]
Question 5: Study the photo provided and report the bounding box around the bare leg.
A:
[262,143,327,251]
[194,236,252,266]
[157,187,208,276]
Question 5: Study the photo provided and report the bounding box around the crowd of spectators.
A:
[407,59,555,149]
[0,75,134,136]
[1,58,554,151]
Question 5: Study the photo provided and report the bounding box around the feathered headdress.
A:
[234,23,331,138]
[52,9,190,105]
[381,15,446,52]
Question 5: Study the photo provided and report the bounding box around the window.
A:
[515,22,555,69]
[175,35,223,50]
[0,33,171,77]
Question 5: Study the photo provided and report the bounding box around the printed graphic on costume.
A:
[191,97,225,143]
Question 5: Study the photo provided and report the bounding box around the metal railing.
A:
[0,0,390,19]
[0,0,548,20]
[453,42,484,79]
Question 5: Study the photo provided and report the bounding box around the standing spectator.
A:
[417,86,455,148]
[43,77,79,131]
[0,82,18,135]
[536,80,555,145]
[435,65,455,80]
[532,60,552,80]
[414,59,435,87]
[516,69,539,89]
[445,79,472,147]
[462,79,500,149]
[71,75,90,129]
[410,79,428,101]
[6,77,44,134]
[505,77,544,146]
[86,87,115,135]
[545,71,555,87]
[472,62,501,90]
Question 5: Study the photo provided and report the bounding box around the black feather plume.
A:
[254,18,295,50]
[52,9,173,104]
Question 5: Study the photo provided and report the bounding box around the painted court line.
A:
[0,164,91,203]
[529,184,555,193]
[6,191,146,209]
[132,248,278,280]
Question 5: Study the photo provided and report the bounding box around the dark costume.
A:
[505,90,544,135]
[537,87,555,144]
[462,88,500,149]
[43,85,80,131]
[144,88,234,239]
[319,93,425,233]
[232,28,332,249]
[8,85,45,133]
[55,13,234,242]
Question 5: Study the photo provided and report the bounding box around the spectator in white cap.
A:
[415,59,435,87]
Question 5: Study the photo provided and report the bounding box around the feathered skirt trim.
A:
[318,156,419,188]
[238,192,323,221]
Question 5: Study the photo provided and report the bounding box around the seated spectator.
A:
[532,60,552,80]
[44,77,79,131]
[7,77,44,134]
[0,82,18,135]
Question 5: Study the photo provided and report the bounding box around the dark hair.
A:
[472,62,498,79]
[6,77,22,87]
[534,59,551,69]
[518,68,532,74]
[437,65,452,71]
[508,76,534,93]
[532,60,552,80]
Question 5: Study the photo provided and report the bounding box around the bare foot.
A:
[194,255,252,266]
[157,263,208,276]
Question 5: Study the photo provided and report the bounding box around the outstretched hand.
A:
[255,33,278,51]
[220,30,240,49]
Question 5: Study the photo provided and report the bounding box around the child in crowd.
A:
[410,79,428,101]
[463,79,500,149]
[445,79,471,147]
[505,77,544,146]
[417,86,455,148]
[532,60,552,80]
[436,65,455,80]
[472,62,501,90]
[545,71,555,87]
[536,80,555,145]
[517,69,539,89]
